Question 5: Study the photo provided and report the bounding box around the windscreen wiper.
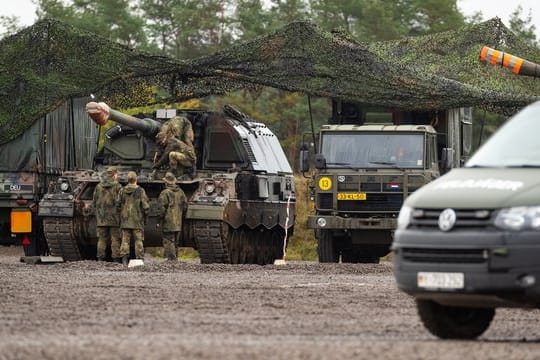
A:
[368,161,401,169]
[504,164,540,168]
[326,162,358,170]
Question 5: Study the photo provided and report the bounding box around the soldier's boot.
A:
[113,257,122,264]
[97,256,106,262]
[122,255,129,266]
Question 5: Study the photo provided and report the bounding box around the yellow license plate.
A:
[337,192,366,201]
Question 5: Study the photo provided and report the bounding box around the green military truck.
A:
[0,97,96,256]
[300,101,472,262]
[392,49,540,339]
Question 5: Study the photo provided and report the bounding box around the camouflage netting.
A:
[1,18,540,145]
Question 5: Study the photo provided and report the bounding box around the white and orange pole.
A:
[480,46,540,78]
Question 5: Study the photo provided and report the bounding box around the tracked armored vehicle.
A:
[39,102,295,264]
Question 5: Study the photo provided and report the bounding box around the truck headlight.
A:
[397,206,412,230]
[204,182,216,195]
[494,206,540,231]
[60,182,70,192]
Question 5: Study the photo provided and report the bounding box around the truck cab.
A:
[301,102,472,263]
[392,100,540,339]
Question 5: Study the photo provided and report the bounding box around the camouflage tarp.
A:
[1,18,540,145]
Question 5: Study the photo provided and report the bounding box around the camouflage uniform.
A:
[117,172,150,261]
[92,166,122,261]
[154,134,196,176]
[157,172,187,260]
[161,115,194,144]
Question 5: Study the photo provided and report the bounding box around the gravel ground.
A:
[1,245,540,359]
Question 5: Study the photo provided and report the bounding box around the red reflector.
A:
[22,235,31,246]
[16,199,28,206]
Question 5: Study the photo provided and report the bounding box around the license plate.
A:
[337,192,366,201]
[417,272,464,289]
[3,184,34,192]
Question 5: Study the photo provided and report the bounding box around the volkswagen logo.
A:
[438,208,457,232]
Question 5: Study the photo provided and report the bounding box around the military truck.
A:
[392,49,540,339]
[38,102,295,264]
[300,101,472,263]
[0,97,97,256]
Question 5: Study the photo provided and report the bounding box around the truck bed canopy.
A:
[1,17,539,145]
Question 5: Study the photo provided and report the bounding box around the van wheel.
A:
[317,230,339,263]
[416,299,495,339]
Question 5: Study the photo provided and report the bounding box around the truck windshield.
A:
[320,132,424,168]
[467,102,540,168]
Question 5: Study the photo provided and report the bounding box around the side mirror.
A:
[299,150,310,172]
[441,147,455,171]
[314,154,327,169]
[299,144,310,173]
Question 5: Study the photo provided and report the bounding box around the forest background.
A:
[1,0,539,259]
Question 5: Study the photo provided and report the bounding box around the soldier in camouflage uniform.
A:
[92,166,122,262]
[161,115,194,145]
[117,171,150,265]
[157,172,187,261]
[153,132,196,177]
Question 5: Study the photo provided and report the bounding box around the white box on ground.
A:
[128,259,144,268]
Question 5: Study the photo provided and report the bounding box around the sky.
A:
[1,0,540,38]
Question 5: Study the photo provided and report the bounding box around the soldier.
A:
[161,115,194,145]
[153,132,196,177]
[157,172,187,261]
[117,171,150,265]
[92,166,122,262]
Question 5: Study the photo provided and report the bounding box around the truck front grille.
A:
[402,248,488,263]
[317,193,333,209]
[338,193,402,212]
[317,193,403,212]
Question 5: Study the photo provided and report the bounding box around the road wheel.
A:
[317,230,339,263]
[416,299,495,339]
[271,229,285,262]
[227,228,241,264]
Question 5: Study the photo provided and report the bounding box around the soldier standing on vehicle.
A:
[157,172,187,261]
[153,132,196,177]
[92,166,122,262]
[161,115,194,145]
[117,171,150,265]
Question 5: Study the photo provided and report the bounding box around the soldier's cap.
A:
[127,171,138,182]
[105,166,118,176]
[162,172,176,185]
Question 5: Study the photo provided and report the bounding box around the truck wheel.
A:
[416,299,495,339]
[317,230,339,263]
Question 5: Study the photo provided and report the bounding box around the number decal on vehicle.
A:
[318,177,332,191]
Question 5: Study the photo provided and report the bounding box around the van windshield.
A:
[320,132,424,168]
[467,102,540,168]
